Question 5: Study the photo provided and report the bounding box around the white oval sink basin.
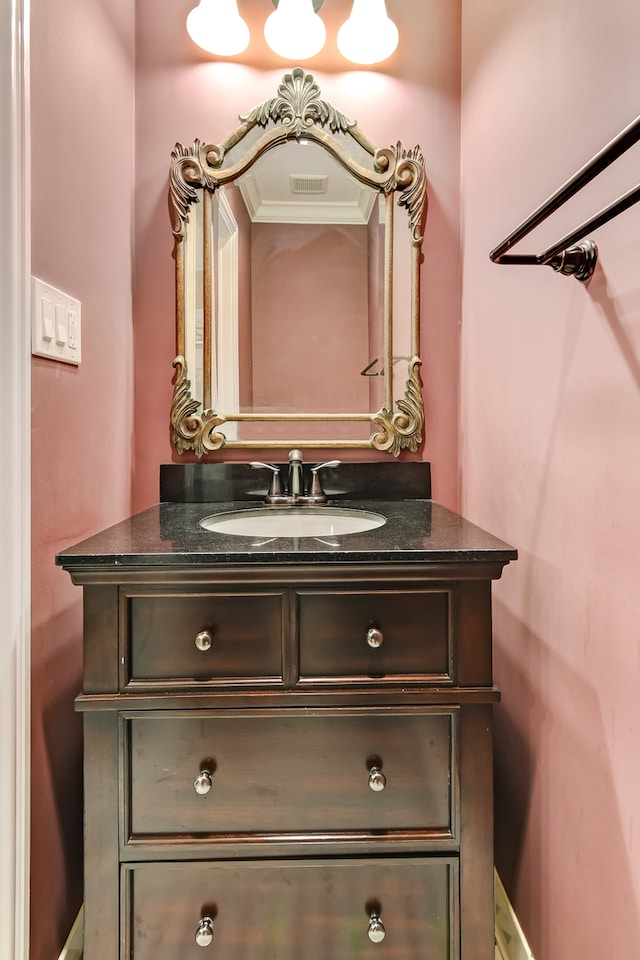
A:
[200,506,386,538]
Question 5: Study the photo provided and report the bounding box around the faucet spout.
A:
[288,449,304,498]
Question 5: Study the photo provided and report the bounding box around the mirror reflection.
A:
[169,69,426,455]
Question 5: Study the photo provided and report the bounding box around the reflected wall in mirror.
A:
[169,68,427,456]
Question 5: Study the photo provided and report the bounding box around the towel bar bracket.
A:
[495,240,598,281]
[548,240,598,281]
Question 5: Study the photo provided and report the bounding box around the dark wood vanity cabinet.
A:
[65,550,512,960]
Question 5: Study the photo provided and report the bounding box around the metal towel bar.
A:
[490,114,640,281]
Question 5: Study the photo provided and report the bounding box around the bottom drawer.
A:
[125,857,459,960]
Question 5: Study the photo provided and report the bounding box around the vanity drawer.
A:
[124,856,459,960]
[125,709,457,841]
[297,589,453,684]
[123,591,285,689]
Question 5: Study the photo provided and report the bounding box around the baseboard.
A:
[58,905,83,960]
[59,874,534,960]
[495,869,536,960]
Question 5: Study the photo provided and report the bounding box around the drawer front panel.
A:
[298,590,453,683]
[125,857,458,960]
[124,593,284,688]
[126,710,456,840]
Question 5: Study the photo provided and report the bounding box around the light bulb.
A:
[337,0,399,65]
[186,0,250,57]
[264,0,326,60]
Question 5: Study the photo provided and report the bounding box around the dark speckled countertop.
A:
[56,463,516,570]
[55,498,517,569]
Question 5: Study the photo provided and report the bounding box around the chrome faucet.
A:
[250,450,340,505]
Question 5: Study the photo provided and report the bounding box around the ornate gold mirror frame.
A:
[169,68,427,457]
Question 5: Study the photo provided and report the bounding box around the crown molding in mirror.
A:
[169,68,427,456]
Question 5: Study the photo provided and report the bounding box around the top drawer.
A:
[297,588,454,685]
[123,591,285,690]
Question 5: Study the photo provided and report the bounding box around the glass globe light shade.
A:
[264,0,326,60]
[186,0,250,57]
[337,0,399,65]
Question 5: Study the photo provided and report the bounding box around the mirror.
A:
[169,68,427,456]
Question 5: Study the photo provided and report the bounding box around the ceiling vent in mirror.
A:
[290,174,328,195]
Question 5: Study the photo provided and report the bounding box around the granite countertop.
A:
[55,499,517,569]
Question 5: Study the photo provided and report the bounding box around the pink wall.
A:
[30,0,135,956]
[461,1,640,957]
[133,0,462,510]
[250,221,370,414]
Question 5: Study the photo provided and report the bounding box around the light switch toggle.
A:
[55,304,68,345]
[41,298,54,341]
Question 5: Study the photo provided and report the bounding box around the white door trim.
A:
[216,192,239,439]
[0,0,31,958]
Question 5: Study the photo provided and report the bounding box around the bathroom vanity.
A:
[57,463,516,960]
[53,67,515,960]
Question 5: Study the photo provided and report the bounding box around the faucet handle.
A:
[308,460,341,504]
[311,460,341,474]
[250,461,284,501]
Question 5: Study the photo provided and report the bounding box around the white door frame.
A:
[0,0,31,958]
[216,192,239,438]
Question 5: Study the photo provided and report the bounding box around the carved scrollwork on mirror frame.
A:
[169,67,428,456]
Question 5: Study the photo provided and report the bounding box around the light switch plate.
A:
[31,276,81,364]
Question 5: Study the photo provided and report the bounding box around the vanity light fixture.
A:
[186,0,250,57]
[337,0,398,64]
[264,0,326,59]
[186,0,399,65]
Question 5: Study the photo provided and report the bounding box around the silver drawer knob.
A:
[368,765,386,792]
[194,630,213,652]
[195,916,215,947]
[368,913,386,943]
[366,627,383,648]
[193,769,213,795]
